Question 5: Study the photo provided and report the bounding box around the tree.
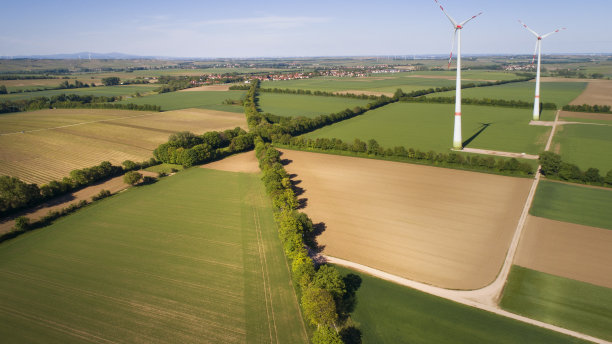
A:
[312,326,343,344]
[0,85,7,94]
[584,168,602,183]
[539,151,562,176]
[122,160,139,171]
[301,286,337,327]
[605,170,612,186]
[101,77,120,86]
[311,265,346,301]
[14,216,30,231]
[123,171,142,185]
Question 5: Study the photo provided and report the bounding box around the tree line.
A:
[1,79,97,95]
[0,94,160,114]
[256,139,361,344]
[540,151,612,187]
[153,128,255,167]
[0,158,157,217]
[562,104,612,114]
[403,96,557,110]
[275,136,534,177]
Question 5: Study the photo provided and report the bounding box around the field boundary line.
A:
[252,205,279,344]
[0,112,160,136]
[324,256,611,344]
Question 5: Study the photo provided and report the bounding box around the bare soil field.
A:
[280,149,532,290]
[201,151,260,173]
[179,84,233,92]
[560,111,612,121]
[515,216,612,289]
[0,170,157,235]
[0,108,246,184]
[570,80,612,106]
[333,90,394,97]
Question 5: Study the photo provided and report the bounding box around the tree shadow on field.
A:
[280,158,293,165]
[462,122,492,148]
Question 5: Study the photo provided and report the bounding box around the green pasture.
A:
[0,85,158,101]
[259,93,369,118]
[530,180,612,230]
[553,123,612,172]
[334,266,590,344]
[501,266,612,341]
[429,81,586,106]
[0,168,307,344]
[120,90,246,112]
[304,102,552,154]
[408,70,523,81]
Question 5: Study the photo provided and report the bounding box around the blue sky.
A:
[1,0,610,57]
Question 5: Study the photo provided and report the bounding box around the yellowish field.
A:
[0,108,247,184]
[569,79,612,106]
[179,84,233,92]
[515,215,612,288]
[201,151,260,174]
[280,149,532,290]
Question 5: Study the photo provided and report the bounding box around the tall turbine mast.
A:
[519,20,565,121]
[435,1,482,150]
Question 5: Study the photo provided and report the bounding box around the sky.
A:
[1,0,611,58]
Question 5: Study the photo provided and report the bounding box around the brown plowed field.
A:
[333,90,394,97]
[515,215,612,288]
[569,79,612,106]
[201,151,260,174]
[0,108,246,184]
[179,84,232,92]
[559,110,612,121]
[280,149,532,289]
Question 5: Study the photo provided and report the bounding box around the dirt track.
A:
[281,149,532,289]
[515,216,612,289]
[0,170,157,235]
[201,151,260,174]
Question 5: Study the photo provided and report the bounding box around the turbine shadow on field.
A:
[462,122,493,148]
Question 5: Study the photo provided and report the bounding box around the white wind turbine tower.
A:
[519,20,565,121]
[434,0,482,149]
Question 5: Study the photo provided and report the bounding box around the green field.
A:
[553,123,612,172]
[259,93,370,118]
[0,85,158,101]
[530,180,612,229]
[120,90,246,112]
[305,102,553,154]
[0,168,307,343]
[429,81,587,106]
[501,266,612,341]
[334,266,590,344]
[144,163,184,174]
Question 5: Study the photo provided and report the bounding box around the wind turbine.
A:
[519,20,565,121]
[434,0,482,150]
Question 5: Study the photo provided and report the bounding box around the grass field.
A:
[120,90,246,112]
[0,85,158,101]
[552,124,612,172]
[0,108,246,184]
[0,168,308,343]
[530,180,612,230]
[305,102,553,154]
[333,265,590,344]
[429,81,587,106]
[144,163,184,174]
[259,93,369,118]
[500,266,612,341]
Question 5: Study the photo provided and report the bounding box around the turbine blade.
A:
[434,0,457,27]
[448,29,457,69]
[518,20,540,38]
[459,11,483,26]
[531,40,538,64]
[542,27,566,38]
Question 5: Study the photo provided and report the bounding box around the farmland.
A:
[0,108,246,184]
[569,79,612,106]
[281,149,531,289]
[334,265,591,344]
[0,85,158,101]
[428,81,586,106]
[258,93,369,118]
[0,168,308,343]
[500,266,612,341]
[119,90,246,112]
[304,102,553,154]
[515,215,612,288]
[551,123,612,172]
[530,180,612,229]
